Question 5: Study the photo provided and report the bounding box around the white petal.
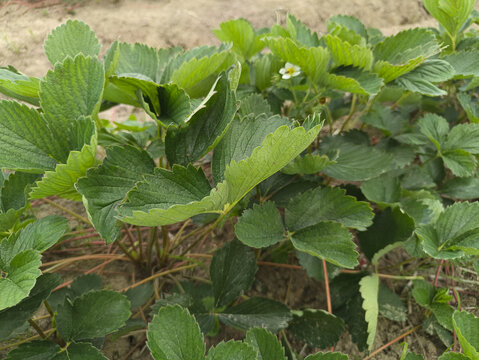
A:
[279,68,287,74]
[282,73,292,79]
[293,65,301,71]
[292,71,300,77]
[285,62,294,68]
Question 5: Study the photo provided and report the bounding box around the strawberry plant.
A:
[1,0,479,358]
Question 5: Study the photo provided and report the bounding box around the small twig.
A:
[363,325,421,360]
[0,328,55,351]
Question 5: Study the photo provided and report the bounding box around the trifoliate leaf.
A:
[213,19,264,60]
[290,222,358,268]
[235,202,285,248]
[211,240,258,308]
[285,186,373,231]
[417,201,479,259]
[166,74,237,165]
[265,37,330,83]
[206,341,257,360]
[288,309,345,349]
[452,311,479,359]
[218,297,291,332]
[44,20,100,65]
[119,125,320,226]
[0,273,61,340]
[56,290,131,341]
[76,145,155,243]
[212,113,289,183]
[147,305,205,360]
[359,274,379,350]
[358,207,415,261]
[245,328,286,360]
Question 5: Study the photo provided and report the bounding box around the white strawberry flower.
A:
[279,62,301,79]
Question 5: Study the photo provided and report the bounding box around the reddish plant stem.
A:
[322,259,334,353]
[364,325,421,360]
[258,261,302,270]
[434,259,445,287]
[123,224,138,253]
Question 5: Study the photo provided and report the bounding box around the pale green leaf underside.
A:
[0,66,40,106]
[118,125,320,226]
[359,274,379,350]
[423,0,475,40]
[147,305,205,360]
[325,68,384,95]
[281,153,334,175]
[452,310,479,359]
[213,18,264,59]
[44,19,101,65]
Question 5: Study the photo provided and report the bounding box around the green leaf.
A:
[286,14,320,47]
[4,341,66,360]
[211,240,258,307]
[290,222,358,268]
[442,149,477,177]
[444,123,479,154]
[119,125,320,226]
[378,283,407,322]
[166,74,237,165]
[245,328,286,360]
[157,84,191,126]
[70,273,102,298]
[281,153,334,175]
[325,68,383,95]
[265,37,330,83]
[114,42,159,81]
[443,50,479,78]
[0,172,40,211]
[213,19,264,59]
[285,186,373,231]
[218,297,291,332]
[359,274,379,350]
[56,290,131,341]
[438,353,471,360]
[417,202,479,259]
[147,305,205,360]
[336,293,368,351]
[288,309,345,349]
[0,101,58,172]
[361,174,401,205]
[418,113,449,150]
[254,54,284,92]
[321,135,394,181]
[296,251,341,281]
[29,119,97,201]
[423,0,475,42]
[66,343,108,360]
[327,15,368,40]
[235,202,284,248]
[124,283,154,310]
[458,92,479,123]
[453,311,479,359]
[171,51,235,98]
[76,145,155,243]
[439,177,479,199]
[206,341,257,360]
[0,250,42,311]
[358,207,415,260]
[325,35,373,69]
[212,113,289,183]
[0,273,61,340]
[305,353,350,360]
[0,66,40,105]
[373,28,440,82]
[44,20,100,65]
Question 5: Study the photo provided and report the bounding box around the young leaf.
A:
[288,309,345,349]
[0,273,61,340]
[218,297,291,332]
[213,19,264,60]
[212,113,290,183]
[147,305,205,360]
[417,202,479,259]
[76,145,156,243]
[119,125,320,226]
[285,186,373,231]
[235,202,285,248]
[327,15,368,40]
[211,240,258,308]
[206,341,257,360]
[452,310,479,358]
[359,274,379,350]
[245,328,286,360]
[56,290,131,341]
[44,19,101,65]
[423,0,475,44]
[290,222,358,268]
[358,207,415,261]
[265,37,330,83]
[166,74,237,165]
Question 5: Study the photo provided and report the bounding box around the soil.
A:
[1,0,479,359]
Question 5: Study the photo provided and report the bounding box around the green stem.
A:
[340,94,358,132]
[160,226,169,266]
[117,241,139,263]
[28,319,47,339]
[42,198,91,226]
[146,227,158,269]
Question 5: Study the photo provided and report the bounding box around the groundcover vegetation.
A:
[1,0,479,358]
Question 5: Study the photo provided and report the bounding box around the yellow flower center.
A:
[287,67,296,75]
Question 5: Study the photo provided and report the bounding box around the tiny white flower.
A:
[279,62,301,79]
